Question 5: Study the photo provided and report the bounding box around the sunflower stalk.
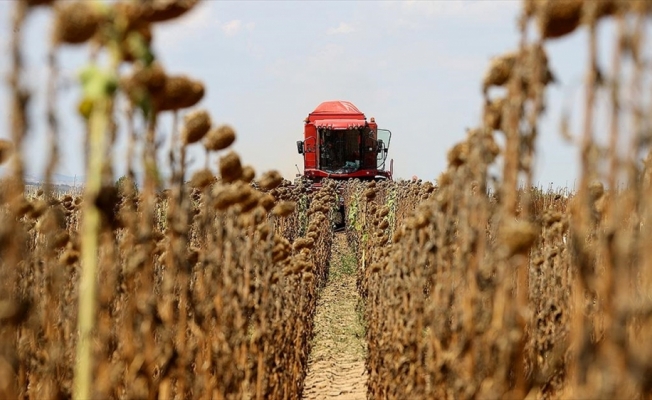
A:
[74,97,109,400]
[73,41,119,400]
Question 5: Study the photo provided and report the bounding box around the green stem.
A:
[74,97,108,400]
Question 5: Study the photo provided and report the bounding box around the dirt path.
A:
[303,233,367,400]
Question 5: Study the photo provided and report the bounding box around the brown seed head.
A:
[38,207,67,233]
[212,183,248,211]
[113,1,143,29]
[10,196,32,218]
[307,221,319,233]
[485,133,501,160]
[60,249,80,266]
[187,248,200,266]
[258,170,284,191]
[122,62,167,102]
[364,188,377,200]
[219,151,243,183]
[378,234,389,245]
[189,169,215,189]
[95,185,119,224]
[182,109,211,145]
[484,45,554,94]
[154,75,205,112]
[378,206,390,218]
[447,141,469,167]
[543,210,563,227]
[258,224,271,240]
[437,171,452,187]
[204,125,236,151]
[272,201,295,217]
[238,192,260,214]
[240,165,255,183]
[482,51,517,92]
[51,231,71,249]
[483,97,506,130]
[283,261,305,276]
[530,0,583,39]
[140,0,200,23]
[392,229,403,243]
[259,194,276,212]
[272,246,289,263]
[53,1,102,45]
[588,180,604,200]
[212,187,235,211]
[502,220,538,256]
[293,237,314,251]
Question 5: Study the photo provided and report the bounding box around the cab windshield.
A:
[319,128,362,173]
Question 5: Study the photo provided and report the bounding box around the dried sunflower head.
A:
[240,166,255,183]
[182,109,211,145]
[154,75,205,112]
[139,0,200,23]
[189,169,215,189]
[257,170,284,191]
[53,1,102,45]
[204,125,236,151]
[272,201,296,217]
[219,151,243,183]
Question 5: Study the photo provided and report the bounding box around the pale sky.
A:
[0,1,624,188]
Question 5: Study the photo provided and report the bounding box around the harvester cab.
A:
[296,101,392,182]
[295,101,393,230]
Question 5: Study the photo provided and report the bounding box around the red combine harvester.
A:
[296,100,392,183]
[296,100,393,229]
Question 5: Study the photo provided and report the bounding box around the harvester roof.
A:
[311,101,363,115]
[307,101,366,125]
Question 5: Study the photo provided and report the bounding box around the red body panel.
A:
[304,168,391,179]
[303,124,317,170]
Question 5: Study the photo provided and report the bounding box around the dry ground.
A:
[303,233,367,400]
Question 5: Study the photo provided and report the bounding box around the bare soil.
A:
[302,233,367,400]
